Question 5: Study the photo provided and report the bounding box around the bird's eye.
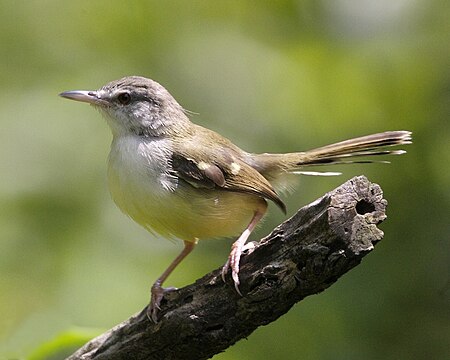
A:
[117,92,131,105]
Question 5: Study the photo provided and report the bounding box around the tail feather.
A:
[298,131,412,166]
[254,131,412,180]
[299,149,407,165]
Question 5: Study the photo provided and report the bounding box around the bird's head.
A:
[60,76,191,137]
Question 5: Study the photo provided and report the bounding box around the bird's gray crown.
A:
[97,76,191,137]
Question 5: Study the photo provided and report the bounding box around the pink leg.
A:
[148,240,197,323]
[221,202,267,295]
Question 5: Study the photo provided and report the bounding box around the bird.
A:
[59,76,412,322]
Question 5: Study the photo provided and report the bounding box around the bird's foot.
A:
[221,240,256,296]
[147,283,177,323]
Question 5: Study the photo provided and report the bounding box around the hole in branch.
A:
[355,199,375,215]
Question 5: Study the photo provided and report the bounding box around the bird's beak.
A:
[59,90,108,106]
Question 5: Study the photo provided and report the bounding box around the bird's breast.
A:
[107,136,178,230]
[107,135,261,242]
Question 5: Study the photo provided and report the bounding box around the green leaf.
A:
[27,327,104,360]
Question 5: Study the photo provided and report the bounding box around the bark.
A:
[67,176,387,360]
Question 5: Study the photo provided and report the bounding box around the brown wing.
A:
[171,151,286,214]
[171,153,225,189]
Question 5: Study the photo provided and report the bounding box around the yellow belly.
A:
[107,136,262,242]
[109,175,261,241]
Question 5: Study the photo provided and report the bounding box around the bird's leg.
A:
[222,201,267,295]
[148,240,197,323]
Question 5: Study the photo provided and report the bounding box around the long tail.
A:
[296,130,412,166]
[255,131,412,178]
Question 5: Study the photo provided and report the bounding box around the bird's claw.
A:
[221,242,247,296]
[147,284,177,323]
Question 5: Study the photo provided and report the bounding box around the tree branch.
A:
[67,176,387,360]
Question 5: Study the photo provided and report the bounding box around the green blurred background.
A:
[1,1,449,359]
